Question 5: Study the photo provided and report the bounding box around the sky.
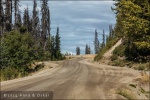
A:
[20,0,116,55]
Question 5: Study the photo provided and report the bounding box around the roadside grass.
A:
[140,87,147,94]
[65,56,73,60]
[133,63,150,71]
[0,67,20,81]
[140,87,150,99]
[111,41,150,71]
[110,54,118,61]
[133,71,150,99]
[117,88,137,100]
[111,59,126,67]
[140,72,150,84]
[109,43,128,67]
[0,63,45,82]
[110,43,150,71]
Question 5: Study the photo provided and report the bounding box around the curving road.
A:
[1,58,139,99]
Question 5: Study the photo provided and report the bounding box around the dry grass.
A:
[133,71,150,85]
[140,71,150,84]
[117,88,136,100]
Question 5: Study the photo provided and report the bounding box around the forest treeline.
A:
[94,24,118,60]
[76,25,112,55]
[95,0,150,62]
[0,0,64,80]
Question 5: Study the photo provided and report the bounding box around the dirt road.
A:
[1,58,147,99]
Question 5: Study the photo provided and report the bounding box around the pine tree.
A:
[94,29,99,54]
[55,26,61,59]
[29,15,32,32]
[50,36,55,61]
[109,24,114,39]
[76,46,80,55]
[97,40,100,51]
[23,7,30,32]
[47,8,50,37]
[88,45,91,54]
[0,0,4,35]
[5,0,12,31]
[106,35,109,44]
[41,0,50,50]
[85,44,91,54]
[102,29,105,48]
[37,20,41,39]
[32,0,39,39]
[16,11,22,27]
[14,0,20,27]
[85,44,88,54]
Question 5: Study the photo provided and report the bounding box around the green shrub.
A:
[20,26,27,33]
[1,67,19,81]
[1,31,35,69]
[126,62,133,68]
[112,59,126,67]
[145,63,150,71]
[34,63,45,71]
[0,67,31,81]
[110,55,118,61]
[134,63,149,71]
[138,64,146,70]
[113,44,125,57]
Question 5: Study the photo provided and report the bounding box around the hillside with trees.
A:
[94,24,118,60]
[95,0,150,70]
[0,0,64,81]
[113,0,150,61]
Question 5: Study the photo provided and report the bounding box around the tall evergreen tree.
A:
[29,14,32,32]
[16,10,22,27]
[88,46,91,54]
[14,0,20,27]
[85,44,88,54]
[97,40,100,51]
[32,0,39,39]
[41,0,50,50]
[5,0,12,31]
[50,36,55,60]
[94,29,99,54]
[76,46,80,55]
[106,35,109,44]
[109,24,113,39]
[47,8,50,37]
[23,7,30,32]
[85,44,91,54]
[102,29,105,48]
[0,0,4,35]
[55,26,61,59]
